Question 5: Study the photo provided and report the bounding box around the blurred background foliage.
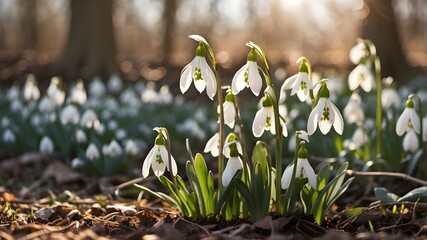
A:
[0,0,426,87]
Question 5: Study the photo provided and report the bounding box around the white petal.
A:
[168,155,178,176]
[152,147,166,177]
[252,108,268,137]
[409,108,420,134]
[403,130,419,153]
[307,98,325,135]
[296,87,309,102]
[231,64,248,95]
[290,73,303,96]
[348,66,361,91]
[396,108,410,136]
[360,68,374,92]
[281,119,288,137]
[329,100,344,135]
[282,74,297,91]
[223,102,236,128]
[142,147,156,178]
[179,61,194,94]
[301,158,317,190]
[222,157,243,186]
[248,62,262,96]
[204,133,220,157]
[200,58,217,99]
[281,164,294,190]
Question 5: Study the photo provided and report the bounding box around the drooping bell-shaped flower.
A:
[344,127,368,150]
[180,42,216,100]
[396,98,420,136]
[382,88,400,110]
[39,136,54,154]
[142,132,178,178]
[23,74,40,101]
[69,80,88,105]
[222,142,244,187]
[231,49,263,96]
[280,61,312,102]
[47,77,65,106]
[252,94,288,137]
[307,81,344,135]
[281,143,317,190]
[348,62,375,92]
[86,143,100,160]
[349,41,369,65]
[343,93,365,124]
[220,91,236,128]
[125,139,139,156]
[204,132,242,158]
[60,104,80,125]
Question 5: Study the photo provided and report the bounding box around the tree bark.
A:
[162,0,178,66]
[361,0,416,83]
[52,0,118,83]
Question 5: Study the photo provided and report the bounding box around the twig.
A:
[346,170,427,186]
[173,216,211,236]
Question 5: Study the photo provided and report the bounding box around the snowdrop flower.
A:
[86,143,100,160]
[280,60,312,102]
[38,96,56,113]
[106,140,123,157]
[180,42,216,100]
[348,62,375,92]
[343,93,365,124]
[204,132,243,158]
[125,140,139,156]
[223,133,243,158]
[89,76,106,98]
[47,77,65,105]
[23,74,40,101]
[252,95,288,137]
[307,81,344,135]
[403,129,419,153]
[382,88,400,109]
[141,82,158,103]
[7,85,20,101]
[142,132,178,178]
[281,143,316,190]
[39,136,54,154]
[158,85,173,104]
[396,98,420,136]
[71,158,85,169]
[2,129,16,143]
[75,129,87,144]
[344,127,368,150]
[107,73,123,94]
[220,91,236,128]
[288,130,309,152]
[80,109,99,128]
[60,104,80,125]
[222,142,244,187]
[231,48,263,96]
[349,41,369,64]
[69,80,87,105]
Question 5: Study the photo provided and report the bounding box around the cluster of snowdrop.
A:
[0,72,217,175]
[137,35,355,224]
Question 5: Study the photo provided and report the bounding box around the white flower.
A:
[106,140,123,157]
[125,140,139,156]
[23,74,40,101]
[307,83,344,135]
[81,109,99,128]
[47,77,65,105]
[86,143,100,160]
[252,95,288,137]
[204,133,220,157]
[231,49,263,96]
[204,133,242,158]
[180,43,216,100]
[159,85,173,104]
[69,80,87,105]
[343,93,365,124]
[280,62,312,102]
[71,158,85,169]
[89,76,106,98]
[403,129,419,153]
[38,96,56,113]
[281,144,316,190]
[60,104,80,125]
[345,127,368,150]
[7,85,20,101]
[396,99,420,136]
[2,129,16,143]
[107,73,123,94]
[75,129,87,144]
[220,92,236,128]
[382,88,400,109]
[142,133,178,178]
[222,142,244,186]
[39,136,54,154]
[348,63,375,92]
[349,41,369,64]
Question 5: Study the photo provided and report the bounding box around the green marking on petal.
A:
[320,106,330,121]
[194,67,203,80]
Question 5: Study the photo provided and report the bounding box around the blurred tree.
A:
[362,0,417,83]
[53,0,118,82]
[162,0,179,66]
[21,0,38,50]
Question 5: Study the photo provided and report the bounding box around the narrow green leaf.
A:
[133,183,180,211]
[398,186,427,202]
[374,187,399,203]
[186,160,205,215]
[194,153,214,214]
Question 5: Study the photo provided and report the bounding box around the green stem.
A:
[163,128,176,185]
[213,62,225,195]
[283,133,300,213]
[233,95,250,169]
[374,56,382,159]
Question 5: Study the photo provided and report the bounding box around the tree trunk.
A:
[52,0,118,83]
[361,0,416,83]
[162,0,178,66]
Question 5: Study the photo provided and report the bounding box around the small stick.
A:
[346,170,427,186]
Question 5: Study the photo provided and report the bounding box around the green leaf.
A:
[406,150,423,176]
[342,207,366,217]
[194,153,214,214]
[215,170,242,212]
[234,178,259,220]
[133,183,180,211]
[186,160,205,215]
[252,141,270,179]
[374,187,399,203]
[398,186,427,202]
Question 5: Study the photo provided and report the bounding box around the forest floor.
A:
[1,152,427,240]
